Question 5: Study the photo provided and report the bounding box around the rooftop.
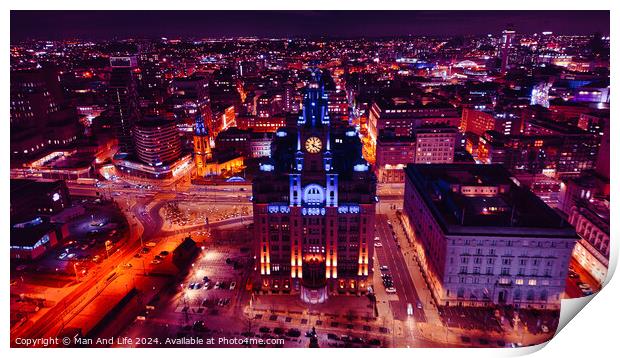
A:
[405,164,575,238]
[11,221,57,248]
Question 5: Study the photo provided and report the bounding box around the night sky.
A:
[11,10,610,41]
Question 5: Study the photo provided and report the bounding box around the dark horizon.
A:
[11,10,610,42]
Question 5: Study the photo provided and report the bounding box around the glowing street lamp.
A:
[73,262,80,282]
[105,240,113,259]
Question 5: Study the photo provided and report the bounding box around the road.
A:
[564,257,602,298]
[374,214,426,323]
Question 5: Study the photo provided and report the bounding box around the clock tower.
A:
[252,70,376,304]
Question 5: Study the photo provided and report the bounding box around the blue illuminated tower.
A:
[252,70,376,303]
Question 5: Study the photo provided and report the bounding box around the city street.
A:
[374,214,426,322]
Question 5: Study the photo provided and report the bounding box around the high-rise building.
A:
[252,71,376,303]
[133,118,182,167]
[10,67,81,163]
[108,56,141,155]
[283,81,296,113]
[170,75,211,123]
[401,164,576,309]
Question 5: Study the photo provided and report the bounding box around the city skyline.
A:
[9,9,610,349]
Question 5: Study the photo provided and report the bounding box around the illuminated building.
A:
[375,135,415,183]
[201,152,244,177]
[477,123,597,177]
[170,75,212,129]
[256,92,284,119]
[13,149,95,180]
[368,98,459,143]
[236,114,286,133]
[413,126,457,164]
[374,125,457,183]
[500,29,515,74]
[401,164,576,309]
[215,127,251,157]
[108,56,141,155]
[211,103,236,137]
[193,112,213,178]
[283,81,296,112]
[577,111,609,179]
[238,60,259,78]
[573,80,610,104]
[10,67,80,163]
[209,68,241,112]
[215,128,274,159]
[568,198,609,285]
[252,71,376,303]
[547,100,592,124]
[530,82,552,108]
[11,219,66,260]
[133,118,182,166]
[249,132,273,158]
[115,117,188,180]
[513,174,563,208]
[460,108,523,137]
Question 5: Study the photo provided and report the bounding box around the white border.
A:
[2,2,616,358]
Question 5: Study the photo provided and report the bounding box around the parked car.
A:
[287,328,301,337]
[327,333,339,341]
[193,320,206,331]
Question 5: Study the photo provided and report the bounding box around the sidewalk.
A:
[389,211,554,347]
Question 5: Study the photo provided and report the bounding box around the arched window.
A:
[527,290,535,301]
[303,184,325,205]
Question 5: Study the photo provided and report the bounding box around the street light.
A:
[105,240,113,259]
[73,262,80,282]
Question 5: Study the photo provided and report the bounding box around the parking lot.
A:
[116,233,255,346]
[10,199,128,329]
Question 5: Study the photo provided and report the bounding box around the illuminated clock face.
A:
[305,136,322,154]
